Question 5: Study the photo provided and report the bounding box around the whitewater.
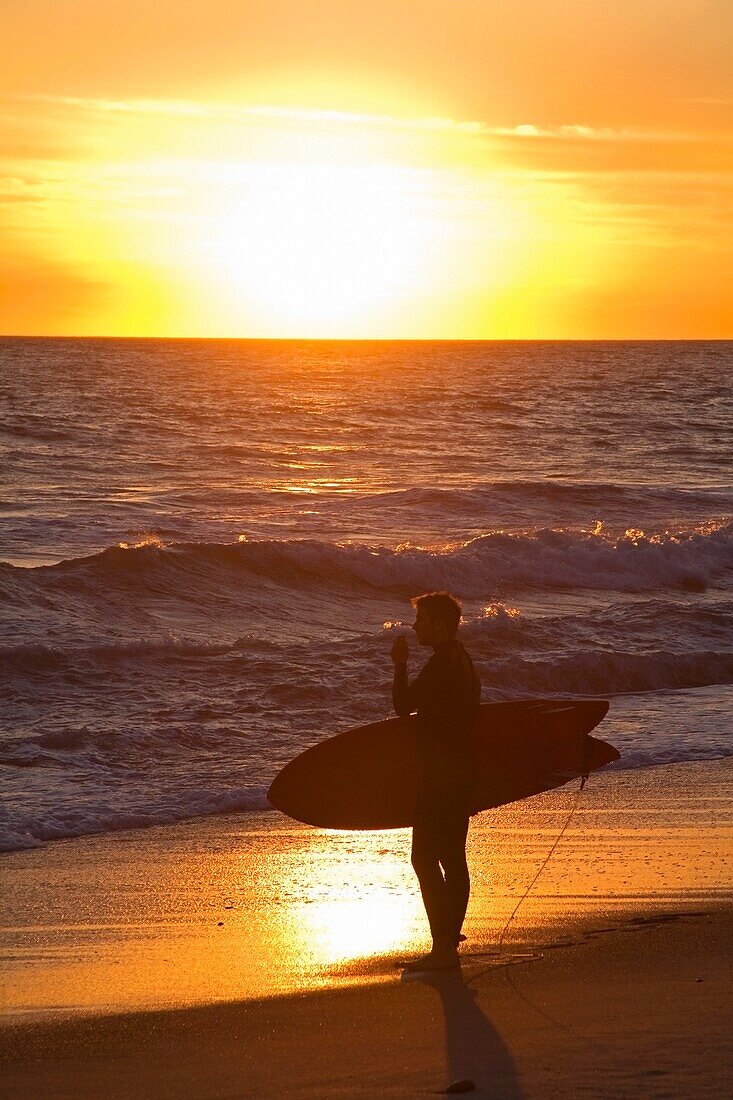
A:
[1,338,732,851]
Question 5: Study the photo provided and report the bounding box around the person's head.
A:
[411,591,462,647]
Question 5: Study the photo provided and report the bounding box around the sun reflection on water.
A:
[273,477,359,494]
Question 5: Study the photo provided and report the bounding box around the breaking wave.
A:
[2,522,732,613]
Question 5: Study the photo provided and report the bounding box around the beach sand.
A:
[1,758,731,1097]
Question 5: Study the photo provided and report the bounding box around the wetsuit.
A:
[393,640,481,946]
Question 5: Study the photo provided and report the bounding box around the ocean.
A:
[1,338,732,853]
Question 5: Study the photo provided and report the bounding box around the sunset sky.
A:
[2,0,732,338]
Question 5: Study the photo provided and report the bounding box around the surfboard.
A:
[267,699,617,829]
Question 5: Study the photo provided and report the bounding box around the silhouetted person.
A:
[391,591,480,969]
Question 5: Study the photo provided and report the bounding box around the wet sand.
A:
[1,758,731,1097]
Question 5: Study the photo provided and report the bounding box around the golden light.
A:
[189,161,438,335]
[3,0,732,338]
[7,98,556,337]
[294,891,419,967]
[8,90,724,338]
[261,831,423,972]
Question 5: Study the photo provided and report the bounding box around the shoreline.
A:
[1,756,731,1096]
[2,907,730,1098]
[1,758,730,1008]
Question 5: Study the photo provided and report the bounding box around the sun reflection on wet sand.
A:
[1,760,730,1018]
[226,824,427,986]
[289,893,417,971]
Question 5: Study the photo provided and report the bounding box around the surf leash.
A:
[497,777,584,952]
[465,776,585,986]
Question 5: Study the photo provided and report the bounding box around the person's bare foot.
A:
[401,946,460,972]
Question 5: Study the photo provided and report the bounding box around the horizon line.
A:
[2,334,731,343]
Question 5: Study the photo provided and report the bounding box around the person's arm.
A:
[390,636,419,716]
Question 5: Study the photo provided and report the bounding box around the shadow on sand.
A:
[404,966,524,1098]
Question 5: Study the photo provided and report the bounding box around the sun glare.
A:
[9,85,726,338]
[189,162,438,335]
[12,97,559,337]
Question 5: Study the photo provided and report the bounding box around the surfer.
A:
[391,591,481,970]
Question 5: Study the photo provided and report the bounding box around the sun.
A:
[188,161,438,336]
[36,101,548,337]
